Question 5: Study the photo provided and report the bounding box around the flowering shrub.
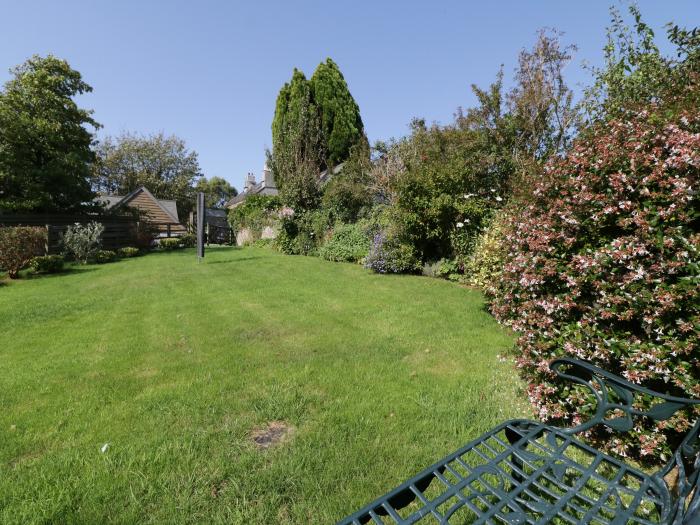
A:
[489,107,700,463]
[62,222,104,263]
[319,223,369,263]
[464,211,509,289]
[0,226,46,278]
[29,255,64,274]
[364,230,420,274]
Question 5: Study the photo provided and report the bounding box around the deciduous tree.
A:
[92,132,202,219]
[0,55,99,212]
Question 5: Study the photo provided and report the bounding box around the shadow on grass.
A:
[23,266,99,280]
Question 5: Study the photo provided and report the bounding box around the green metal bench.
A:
[337,359,700,525]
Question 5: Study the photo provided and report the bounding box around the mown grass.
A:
[0,247,530,524]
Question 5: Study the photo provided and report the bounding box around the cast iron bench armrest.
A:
[337,358,700,525]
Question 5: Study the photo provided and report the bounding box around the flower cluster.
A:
[488,106,700,463]
[364,230,419,274]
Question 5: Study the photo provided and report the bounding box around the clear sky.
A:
[1,1,698,191]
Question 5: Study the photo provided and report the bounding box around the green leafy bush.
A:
[275,208,331,256]
[29,255,64,274]
[489,103,700,463]
[0,226,46,278]
[160,238,181,250]
[180,233,196,248]
[252,238,274,248]
[62,221,104,263]
[117,247,140,258]
[436,258,461,281]
[94,250,116,263]
[319,223,370,263]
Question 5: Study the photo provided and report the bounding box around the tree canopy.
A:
[195,176,237,208]
[92,132,202,219]
[0,55,100,212]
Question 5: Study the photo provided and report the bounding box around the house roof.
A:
[97,186,180,223]
[226,183,278,208]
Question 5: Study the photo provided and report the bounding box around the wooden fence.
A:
[0,213,140,254]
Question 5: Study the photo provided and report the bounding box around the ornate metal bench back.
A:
[550,358,700,524]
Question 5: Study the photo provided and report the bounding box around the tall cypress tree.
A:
[270,69,324,209]
[270,59,366,209]
[310,58,367,168]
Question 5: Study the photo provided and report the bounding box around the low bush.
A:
[94,250,116,264]
[489,105,700,463]
[62,222,104,263]
[435,258,461,281]
[180,233,196,248]
[160,238,181,250]
[0,226,46,278]
[29,255,64,274]
[319,223,370,263]
[117,247,140,258]
[364,230,420,274]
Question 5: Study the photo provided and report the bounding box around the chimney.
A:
[244,173,256,191]
[263,162,274,188]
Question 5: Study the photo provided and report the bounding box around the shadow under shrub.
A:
[30,255,64,274]
[488,104,700,463]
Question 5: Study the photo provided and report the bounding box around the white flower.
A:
[495,196,503,202]
[101,443,110,453]
[456,222,464,228]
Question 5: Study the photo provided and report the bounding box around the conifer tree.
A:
[310,58,367,167]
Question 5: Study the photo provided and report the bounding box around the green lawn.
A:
[0,247,530,524]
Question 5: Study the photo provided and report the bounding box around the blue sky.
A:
[1,1,698,191]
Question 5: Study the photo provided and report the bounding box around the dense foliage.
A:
[364,230,420,274]
[310,59,367,168]
[270,59,367,212]
[318,223,369,263]
[159,238,182,250]
[92,132,203,219]
[117,247,140,258]
[488,102,700,461]
[195,176,237,208]
[29,255,64,274]
[227,195,281,244]
[0,226,46,278]
[0,55,99,212]
[94,250,116,263]
[62,221,104,263]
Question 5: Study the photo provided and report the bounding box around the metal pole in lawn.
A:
[196,192,205,262]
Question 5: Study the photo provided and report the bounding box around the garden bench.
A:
[337,359,700,525]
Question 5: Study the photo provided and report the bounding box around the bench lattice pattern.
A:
[338,359,700,525]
